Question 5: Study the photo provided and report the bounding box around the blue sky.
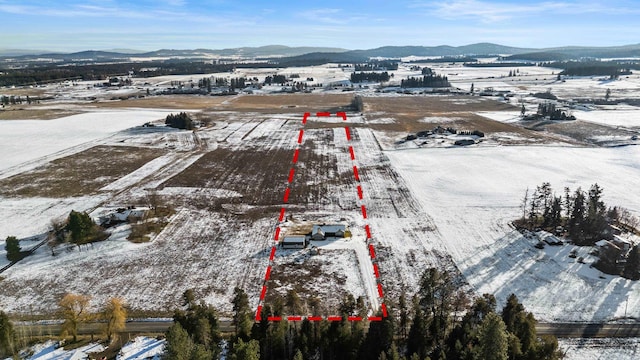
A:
[0,0,639,51]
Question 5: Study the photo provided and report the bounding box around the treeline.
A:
[0,61,238,86]
[464,62,535,68]
[553,61,636,77]
[165,112,195,130]
[354,60,398,71]
[409,56,478,63]
[0,295,126,357]
[264,75,288,85]
[401,75,450,88]
[350,71,390,83]
[197,76,251,91]
[164,268,560,360]
[1,95,41,106]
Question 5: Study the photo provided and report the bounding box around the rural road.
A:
[16,320,640,338]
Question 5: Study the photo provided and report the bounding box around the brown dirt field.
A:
[544,120,636,144]
[219,93,353,112]
[264,249,355,315]
[162,128,351,207]
[0,107,81,120]
[0,87,48,97]
[364,95,515,114]
[91,95,231,109]
[361,95,558,141]
[0,146,166,197]
[363,95,516,133]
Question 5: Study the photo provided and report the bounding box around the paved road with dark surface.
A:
[536,322,640,338]
[15,320,233,337]
[16,320,640,338]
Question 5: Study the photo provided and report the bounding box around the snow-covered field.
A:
[559,338,640,360]
[573,109,640,128]
[0,110,171,174]
[386,145,640,322]
[116,336,165,360]
[3,336,165,360]
[0,61,639,351]
[10,340,105,360]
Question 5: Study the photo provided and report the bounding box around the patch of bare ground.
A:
[540,120,637,144]
[0,87,48,97]
[362,95,563,142]
[162,128,352,207]
[92,95,231,109]
[0,107,81,120]
[264,249,356,316]
[0,146,166,197]
[219,93,353,113]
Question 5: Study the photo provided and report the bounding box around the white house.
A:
[311,224,347,240]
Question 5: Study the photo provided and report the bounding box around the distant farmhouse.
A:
[98,207,146,228]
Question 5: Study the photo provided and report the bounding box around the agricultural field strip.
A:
[255,112,388,322]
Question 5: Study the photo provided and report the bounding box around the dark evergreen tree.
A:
[478,313,508,360]
[4,236,21,262]
[165,322,194,360]
[165,112,194,130]
[623,245,640,280]
[232,287,253,340]
[66,210,104,245]
[172,289,221,357]
[407,306,428,359]
[568,188,586,243]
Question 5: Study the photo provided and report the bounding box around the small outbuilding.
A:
[282,236,307,249]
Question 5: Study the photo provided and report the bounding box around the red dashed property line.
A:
[342,117,388,319]
[256,112,308,322]
[255,111,388,322]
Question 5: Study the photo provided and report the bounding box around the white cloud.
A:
[417,0,640,23]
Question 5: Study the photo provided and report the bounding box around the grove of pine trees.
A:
[518,182,640,279]
[401,75,450,88]
[519,182,619,245]
[166,269,560,360]
[350,72,390,83]
[166,112,195,130]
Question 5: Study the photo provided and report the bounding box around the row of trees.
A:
[197,77,251,92]
[555,61,634,77]
[0,61,239,87]
[354,61,398,71]
[166,112,195,130]
[350,72,391,83]
[0,295,126,357]
[165,268,560,360]
[1,95,39,106]
[264,75,288,85]
[401,75,451,88]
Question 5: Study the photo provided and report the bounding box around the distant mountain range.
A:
[2,43,640,63]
